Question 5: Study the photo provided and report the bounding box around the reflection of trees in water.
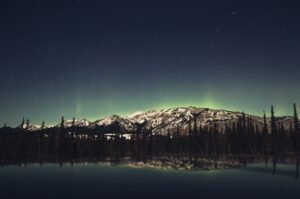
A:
[241,156,300,180]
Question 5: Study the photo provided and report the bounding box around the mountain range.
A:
[16,106,295,135]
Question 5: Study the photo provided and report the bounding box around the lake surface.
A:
[0,163,299,199]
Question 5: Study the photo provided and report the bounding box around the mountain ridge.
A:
[9,106,296,135]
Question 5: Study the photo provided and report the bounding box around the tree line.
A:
[0,104,299,164]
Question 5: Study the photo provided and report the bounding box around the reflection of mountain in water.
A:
[14,156,242,171]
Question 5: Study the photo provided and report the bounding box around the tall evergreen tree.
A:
[289,121,294,152]
[193,120,198,137]
[188,121,192,155]
[270,105,277,154]
[41,121,45,130]
[255,124,261,154]
[278,122,285,152]
[225,123,231,154]
[61,116,65,129]
[294,103,298,130]
[237,112,246,154]
[72,117,76,128]
[262,111,268,154]
[175,125,181,154]
[55,116,65,156]
[231,122,237,154]
[26,119,30,130]
[293,103,298,151]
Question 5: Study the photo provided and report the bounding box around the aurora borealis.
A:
[1,0,300,126]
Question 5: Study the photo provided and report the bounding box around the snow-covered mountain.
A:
[19,107,295,134]
[127,107,249,135]
[89,115,135,133]
[127,107,295,135]
[63,118,90,127]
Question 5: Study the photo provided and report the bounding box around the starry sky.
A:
[1,0,300,126]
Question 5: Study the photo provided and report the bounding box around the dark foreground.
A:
[0,161,299,199]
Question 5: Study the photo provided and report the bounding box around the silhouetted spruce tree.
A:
[37,121,45,160]
[41,121,45,130]
[147,130,153,157]
[289,121,294,152]
[246,116,251,153]
[241,112,247,154]
[61,116,65,129]
[202,126,209,154]
[188,121,192,156]
[55,116,65,157]
[270,105,278,154]
[166,129,171,154]
[174,125,180,154]
[26,119,30,130]
[71,117,76,139]
[15,117,26,161]
[231,122,237,154]
[68,117,76,157]
[236,113,245,154]
[207,125,212,154]
[255,124,261,154]
[198,122,204,154]
[72,117,75,128]
[225,123,231,154]
[278,122,285,153]
[248,116,256,153]
[262,111,268,154]
[193,120,198,153]
[212,123,218,154]
[293,103,298,152]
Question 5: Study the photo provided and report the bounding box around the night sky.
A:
[1,0,300,126]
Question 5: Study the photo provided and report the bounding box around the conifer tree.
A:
[294,103,298,131]
[293,103,298,151]
[72,117,76,128]
[262,111,268,154]
[26,119,30,130]
[193,120,198,137]
[270,105,277,154]
[61,116,65,129]
[278,122,285,152]
[188,121,192,155]
[41,121,45,130]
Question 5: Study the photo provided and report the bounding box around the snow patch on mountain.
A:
[21,123,42,131]
[63,119,90,127]
[94,115,134,131]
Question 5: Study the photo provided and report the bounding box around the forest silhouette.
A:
[0,104,299,172]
